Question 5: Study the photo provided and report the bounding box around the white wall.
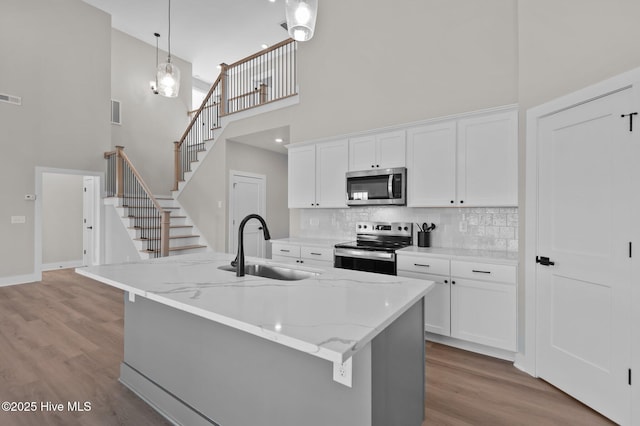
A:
[41,173,84,266]
[104,205,141,264]
[0,0,111,281]
[111,29,192,195]
[226,141,289,244]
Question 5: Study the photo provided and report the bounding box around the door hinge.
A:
[621,112,638,132]
[629,369,632,386]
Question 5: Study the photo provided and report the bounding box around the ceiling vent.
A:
[0,93,22,106]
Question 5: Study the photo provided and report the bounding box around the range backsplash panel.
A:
[292,207,518,252]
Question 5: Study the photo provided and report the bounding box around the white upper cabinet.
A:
[407,108,518,207]
[288,144,316,208]
[288,139,349,208]
[457,110,518,207]
[407,121,457,207]
[349,130,406,171]
[315,139,349,208]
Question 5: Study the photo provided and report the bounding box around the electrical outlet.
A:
[332,357,353,387]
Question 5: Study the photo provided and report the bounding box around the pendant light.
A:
[157,0,180,97]
[285,0,318,42]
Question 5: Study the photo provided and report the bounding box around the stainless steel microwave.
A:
[346,167,406,206]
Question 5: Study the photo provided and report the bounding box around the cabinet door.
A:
[348,135,377,171]
[315,139,349,208]
[450,278,516,351]
[457,110,518,206]
[406,122,457,207]
[376,130,406,169]
[397,267,451,336]
[288,145,317,208]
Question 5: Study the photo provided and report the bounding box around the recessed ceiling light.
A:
[269,0,276,3]
[261,44,269,49]
[275,138,284,143]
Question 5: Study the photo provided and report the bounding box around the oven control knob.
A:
[404,226,408,231]
[363,225,367,229]
[397,226,402,231]
[357,224,361,229]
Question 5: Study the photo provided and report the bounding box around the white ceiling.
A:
[83,0,290,84]
[228,126,290,154]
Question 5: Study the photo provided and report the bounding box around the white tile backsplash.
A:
[291,206,519,252]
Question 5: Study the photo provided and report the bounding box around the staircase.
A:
[104,38,298,260]
[106,194,207,259]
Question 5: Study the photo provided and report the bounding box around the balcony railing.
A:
[174,39,297,190]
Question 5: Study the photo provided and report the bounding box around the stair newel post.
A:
[173,141,181,192]
[115,145,125,198]
[219,63,229,116]
[259,83,267,104]
[160,210,171,257]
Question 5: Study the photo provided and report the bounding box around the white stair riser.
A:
[131,226,194,238]
[168,247,207,256]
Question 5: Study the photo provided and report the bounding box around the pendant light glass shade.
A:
[285,0,317,42]
[157,61,180,97]
[157,0,180,98]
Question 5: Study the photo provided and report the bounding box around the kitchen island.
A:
[76,252,433,426]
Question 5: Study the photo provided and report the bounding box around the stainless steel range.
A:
[334,222,413,276]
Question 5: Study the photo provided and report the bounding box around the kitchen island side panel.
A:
[122,295,374,426]
[372,299,425,426]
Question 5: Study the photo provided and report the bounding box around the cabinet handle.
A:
[280,249,290,252]
[414,263,430,268]
[310,252,322,256]
[472,269,491,274]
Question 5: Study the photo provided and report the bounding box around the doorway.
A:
[525,74,640,425]
[35,168,103,277]
[228,171,266,258]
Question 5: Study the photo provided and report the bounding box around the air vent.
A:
[111,99,121,125]
[280,21,288,31]
[0,93,22,106]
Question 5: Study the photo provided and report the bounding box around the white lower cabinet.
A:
[397,253,517,353]
[271,242,333,268]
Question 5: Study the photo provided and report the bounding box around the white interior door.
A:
[537,88,633,424]
[82,176,97,266]
[229,172,266,258]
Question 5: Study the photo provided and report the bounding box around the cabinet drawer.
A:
[271,243,301,259]
[397,255,450,276]
[301,246,334,263]
[451,260,516,284]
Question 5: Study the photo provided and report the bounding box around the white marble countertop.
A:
[270,237,346,248]
[397,246,519,265]
[76,252,432,366]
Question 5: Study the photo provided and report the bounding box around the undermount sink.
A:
[218,264,319,281]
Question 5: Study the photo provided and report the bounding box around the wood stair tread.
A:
[140,244,207,254]
[124,215,187,219]
[128,225,193,230]
[124,206,180,209]
[134,235,200,241]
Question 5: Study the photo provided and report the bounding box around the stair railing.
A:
[105,146,171,257]
[173,38,297,191]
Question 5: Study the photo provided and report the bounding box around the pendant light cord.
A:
[167,0,172,63]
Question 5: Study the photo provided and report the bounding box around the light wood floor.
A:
[0,269,613,426]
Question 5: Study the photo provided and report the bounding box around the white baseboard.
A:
[425,332,516,362]
[42,260,84,272]
[0,273,40,287]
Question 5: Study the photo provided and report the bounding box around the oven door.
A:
[334,248,397,275]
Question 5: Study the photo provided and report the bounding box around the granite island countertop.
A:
[76,252,432,365]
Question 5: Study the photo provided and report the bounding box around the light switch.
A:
[11,216,26,224]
